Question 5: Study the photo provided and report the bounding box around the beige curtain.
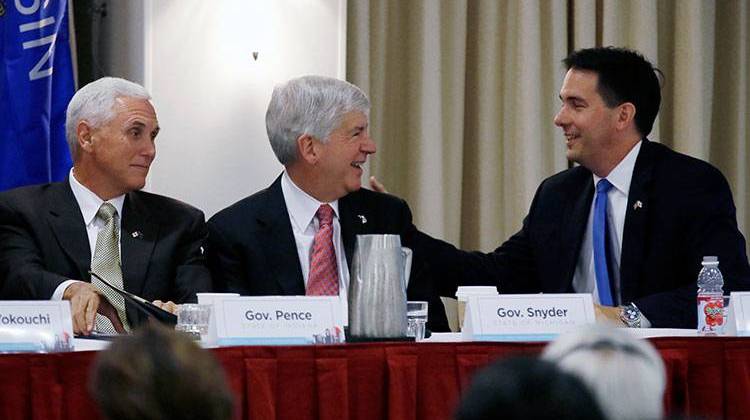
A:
[348,0,750,255]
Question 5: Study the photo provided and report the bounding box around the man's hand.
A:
[594,304,624,326]
[369,176,388,193]
[63,282,126,335]
[152,300,179,314]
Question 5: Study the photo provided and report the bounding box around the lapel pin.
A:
[357,215,367,224]
[131,231,143,239]
[633,200,643,211]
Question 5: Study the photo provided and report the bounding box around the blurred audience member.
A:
[455,356,606,420]
[91,324,233,420]
[543,326,666,420]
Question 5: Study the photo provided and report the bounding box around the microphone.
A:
[89,271,177,326]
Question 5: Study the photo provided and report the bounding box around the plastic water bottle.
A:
[697,256,724,335]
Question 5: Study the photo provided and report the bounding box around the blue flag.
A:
[1,0,75,191]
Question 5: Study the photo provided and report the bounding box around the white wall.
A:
[97,0,145,83]
[108,0,347,217]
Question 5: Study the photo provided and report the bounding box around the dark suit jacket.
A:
[0,181,212,327]
[206,175,450,331]
[422,139,750,328]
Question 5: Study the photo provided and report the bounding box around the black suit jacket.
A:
[422,139,750,328]
[206,175,450,331]
[0,181,212,327]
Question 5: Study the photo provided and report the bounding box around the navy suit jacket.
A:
[421,139,750,328]
[0,181,212,327]
[206,175,450,332]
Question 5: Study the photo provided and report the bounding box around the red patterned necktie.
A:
[306,204,340,296]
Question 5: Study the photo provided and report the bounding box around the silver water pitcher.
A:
[348,234,412,338]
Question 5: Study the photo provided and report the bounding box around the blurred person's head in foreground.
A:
[90,323,234,420]
[543,326,666,420]
[455,356,606,420]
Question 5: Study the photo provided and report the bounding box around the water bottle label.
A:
[697,295,724,334]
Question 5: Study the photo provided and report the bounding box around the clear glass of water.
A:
[406,301,428,341]
[175,304,211,340]
[723,295,731,335]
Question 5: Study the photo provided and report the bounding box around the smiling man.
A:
[206,75,449,331]
[0,77,211,335]
[420,47,750,328]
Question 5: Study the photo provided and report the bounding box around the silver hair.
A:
[542,326,666,420]
[65,77,151,157]
[265,75,370,165]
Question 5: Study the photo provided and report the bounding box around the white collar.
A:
[68,169,126,226]
[280,171,340,231]
[592,140,642,195]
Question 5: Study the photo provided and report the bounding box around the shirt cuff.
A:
[631,302,652,328]
[639,312,652,328]
[52,280,83,301]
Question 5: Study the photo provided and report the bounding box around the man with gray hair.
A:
[542,326,667,420]
[207,75,449,331]
[0,77,211,335]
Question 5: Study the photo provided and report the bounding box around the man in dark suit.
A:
[418,47,750,328]
[0,77,211,335]
[207,75,449,331]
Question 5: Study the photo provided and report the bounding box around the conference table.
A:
[1,332,749,420]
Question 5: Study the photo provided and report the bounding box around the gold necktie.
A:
[90,202,130,333]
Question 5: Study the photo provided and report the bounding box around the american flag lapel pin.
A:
[357,215,367,224]
[633,200,643,211]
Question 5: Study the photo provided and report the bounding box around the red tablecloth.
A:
[1,337,748,419]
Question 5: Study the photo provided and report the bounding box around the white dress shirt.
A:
[572,141,642,307]
[51,169,125,300]
[280,171,350,324]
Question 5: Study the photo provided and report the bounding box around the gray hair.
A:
[542,326,666,420]
[265,75,370,165]
[65,77,151,157]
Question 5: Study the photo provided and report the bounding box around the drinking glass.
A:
[406,301,428,341]
[175,304,211,340]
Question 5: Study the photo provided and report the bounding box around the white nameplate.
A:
[462,294,595,341]
[0,301,74,352]
[727,292,750,336]
[215,296,342,345]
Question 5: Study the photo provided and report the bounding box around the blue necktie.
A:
[593,179,615,306]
